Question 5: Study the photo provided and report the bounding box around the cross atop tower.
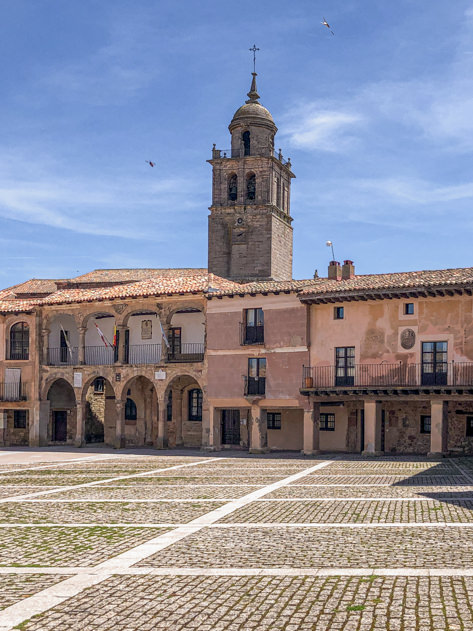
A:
[249,44,260,73]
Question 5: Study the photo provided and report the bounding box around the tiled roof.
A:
[205,278,322,297]
[71,268,207,283]
[299,267,473,299]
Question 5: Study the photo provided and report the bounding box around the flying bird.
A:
[322,18,334,35]
[145,160,156,167]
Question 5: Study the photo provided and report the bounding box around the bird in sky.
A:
[322,18,334,35]
[145,160,156,167]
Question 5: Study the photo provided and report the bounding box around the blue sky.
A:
[1,0,473,287]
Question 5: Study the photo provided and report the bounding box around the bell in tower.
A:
[207,73,296,282]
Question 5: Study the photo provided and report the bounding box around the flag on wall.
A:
[113,326,117,347]
[94,322,111,347]
[158,319,170,348]
[60,324,74,360]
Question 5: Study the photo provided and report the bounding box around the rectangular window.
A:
[94,378,104,394]
[404,303,414,315]
[13,410,27,429]
[420,415,431,434]
[466,417,473,437]
[243,308,264,345]
[267,412,281,430]
[247,358,266,395]
[320,413,335,431]
[334,306,344,320]
[188,389,203,421]
[335,346,355,386]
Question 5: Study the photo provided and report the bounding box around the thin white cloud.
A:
[284,108,364,152]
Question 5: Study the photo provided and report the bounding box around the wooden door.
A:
[221,410,240,445]
[53,411,67,442]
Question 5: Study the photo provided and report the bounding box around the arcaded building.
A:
[1,73,473,455]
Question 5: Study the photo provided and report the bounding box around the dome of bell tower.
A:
[229,73,277,133]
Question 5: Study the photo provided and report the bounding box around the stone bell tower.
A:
[208,73,295,282]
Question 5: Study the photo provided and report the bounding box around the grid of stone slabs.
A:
[0,454,472,630]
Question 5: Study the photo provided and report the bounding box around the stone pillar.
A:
[117,325,127,364]
[208,405,221,451]
[363,400,383,455]
[0,411,7,447]
[429,400,448,456]
[32,401,50,447]
[115,400,125,449]
[42,328,50,366]
[156,397,167,449]
[201,395,210,449]
[174,390,183,447]
[74,401,85,447]
[249,403,267,453]
[302,403,320,455]
[78,327,86,365]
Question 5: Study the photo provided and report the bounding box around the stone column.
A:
[302,403,320,455]
[32,400,50,447]
[78,327,86,365]
[174,390,183,447]
[117,326,127,364]
[156,397,167,449]
[201,395,210,450]
[429,400,448,456]
[0,411,7,447]
[249,403,267,454]
[115,400,125,449]
[74,401,85,447]
[363,400,383,455]
[208,405,220,451]
[42,328,50,366]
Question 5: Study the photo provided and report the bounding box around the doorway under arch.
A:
[120,376,158,447]
[47,379,76,443]
[165,375,204,448]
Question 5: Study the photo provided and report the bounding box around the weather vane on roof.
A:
[249,44,260,73]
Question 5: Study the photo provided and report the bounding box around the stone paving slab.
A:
[0,486,55,498]
[100,475,289,486]
[14,574,473,631]
[137,525,473,568]
[219,499,473,524]
[0,527,170,567]
[269,484,473,499]
[51,485,262,500]
[0,574,69,611]
[291,474,466,486]
[0,501,224,524]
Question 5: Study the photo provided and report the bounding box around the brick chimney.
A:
[328,260,342,281]
[342,260,355,280]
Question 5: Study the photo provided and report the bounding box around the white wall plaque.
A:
[155,370,166,381]
[73,372,83,388]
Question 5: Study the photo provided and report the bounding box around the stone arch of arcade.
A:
[116,375,158,448]
[164,374,205,448]
[45,378,76,444]
[80,374,117,446]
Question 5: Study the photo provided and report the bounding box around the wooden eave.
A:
[299,284,473,305]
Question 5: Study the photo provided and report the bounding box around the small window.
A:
[242,131,250,156]
[320,413,335,431]
[405,303,414,315]
[228,174,238,202]
[93,378,104,394]
[188,388,203,421]
[267,412,281,430]
[125,398,137,421]
[13,410,27,429]
[166,391,173,421]
[466,417,473,437]
[334,307,344,320]
[246,173,256,200]
[420,415,431,434]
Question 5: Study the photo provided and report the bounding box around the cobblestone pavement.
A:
[0,450,472,630]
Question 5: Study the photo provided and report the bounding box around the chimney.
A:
[342,260,355,280]
[328,260,342,281]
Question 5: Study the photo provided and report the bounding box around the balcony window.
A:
[405,303,414,315]
[188,388,202,421]
[267,412,281,430]
[9,322,29,360]
[335,347,355,386]
[421,341,447,386]
[247,358,266,395]
[242,308,264,345]
[320,413,335,431]
[420,415,431,434]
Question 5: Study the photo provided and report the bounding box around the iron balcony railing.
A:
[240,323,264,346]
[127,344,162,365]
[0,382,27,401]
[244,375,266,396]
[84,346,116,366]
[47,347,79,366]
[166,343,204,363]
[8,348,29,361]
[302,362,473,389]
